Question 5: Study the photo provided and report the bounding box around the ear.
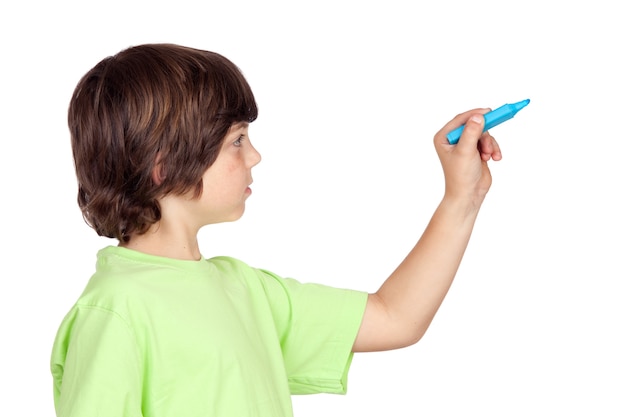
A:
[152,152,166,186]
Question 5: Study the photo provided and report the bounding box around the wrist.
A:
[439,192,484,219]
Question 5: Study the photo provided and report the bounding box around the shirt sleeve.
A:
[256,268,368,395]
[50,306,143,417]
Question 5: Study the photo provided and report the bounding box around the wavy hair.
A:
[68,43,258,242]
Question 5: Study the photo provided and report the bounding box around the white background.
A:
[1,1,624,416]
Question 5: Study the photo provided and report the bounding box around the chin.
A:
[227,207,246,222]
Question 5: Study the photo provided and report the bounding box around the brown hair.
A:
[68,43,258,242]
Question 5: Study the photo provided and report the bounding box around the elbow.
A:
[367,293,434,351]
[402,322,431,348]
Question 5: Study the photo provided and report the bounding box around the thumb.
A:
[457,113,485,151]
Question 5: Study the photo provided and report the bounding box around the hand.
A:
[434,108,502,206]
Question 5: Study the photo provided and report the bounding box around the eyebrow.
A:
[225,122,249,141]
[232,121,249,130]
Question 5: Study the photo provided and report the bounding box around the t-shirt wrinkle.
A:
[50,245,368,417]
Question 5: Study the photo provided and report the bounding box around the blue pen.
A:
[446,99,530,144]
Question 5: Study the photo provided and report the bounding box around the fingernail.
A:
[470,115,483,124]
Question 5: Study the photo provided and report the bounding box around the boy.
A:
[51,43,502,416]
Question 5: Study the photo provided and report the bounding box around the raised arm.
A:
[353,108,502,352]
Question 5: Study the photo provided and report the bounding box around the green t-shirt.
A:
[51,246,367,417]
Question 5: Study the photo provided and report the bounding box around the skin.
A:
[353,108,501,352]
[123,110,502,354]
[121,122,261,260]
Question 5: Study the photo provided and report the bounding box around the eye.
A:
[233,135,245,147]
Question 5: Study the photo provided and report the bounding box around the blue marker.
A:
[446,99,530,144]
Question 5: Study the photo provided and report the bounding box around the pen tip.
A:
[514,98,530,110]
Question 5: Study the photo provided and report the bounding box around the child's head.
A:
[68,43,258,242]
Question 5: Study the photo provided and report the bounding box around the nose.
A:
[247,142,261,168]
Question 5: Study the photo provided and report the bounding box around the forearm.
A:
[352,108,500,353]
[355,195,482,351]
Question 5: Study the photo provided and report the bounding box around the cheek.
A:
[224,161,239,174]
[224,154,247,175]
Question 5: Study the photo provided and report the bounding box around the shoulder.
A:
[207,255,253,272]
[206,256,288,294]
[207,256,283,281]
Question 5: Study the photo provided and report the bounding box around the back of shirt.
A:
[50,246,367,417]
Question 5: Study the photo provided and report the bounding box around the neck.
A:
[120,222,202,261]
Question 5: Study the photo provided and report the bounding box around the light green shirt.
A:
[51,246,367,417]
